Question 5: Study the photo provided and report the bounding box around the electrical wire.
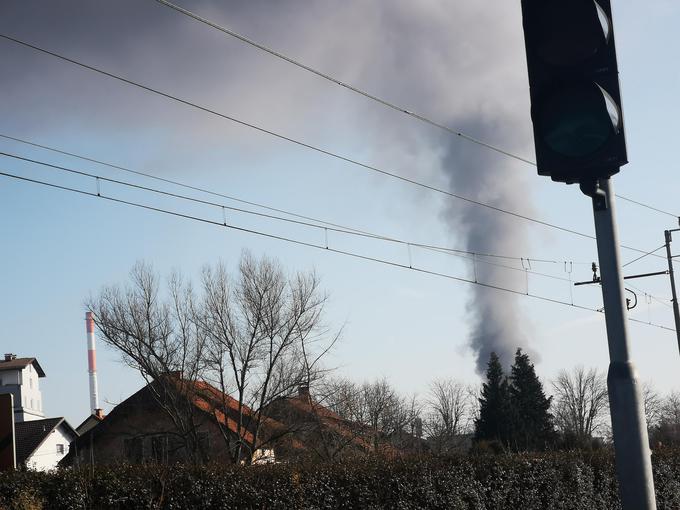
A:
[153,0,679,222]
[616,195,678,219]
[0,135,588,267]
[0,34,607,243]
[621,245,666,268]
[0,150,579,283]
[0,168,675,333]
[151,0,535,167]
[0,34,673,262]
[625,282,673,310]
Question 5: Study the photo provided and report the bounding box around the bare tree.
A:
[282,378,369,461]
[425,378,471,454]
[359,379,399,450]
[86,262,209,461]
[321,377,424,455]
[198,252,338,463]
[641,381,663,430]
[551,367,609,443]
[650,391,680,447]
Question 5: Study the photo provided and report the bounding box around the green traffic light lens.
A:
[539,83,620,158]
[535,0,610,66]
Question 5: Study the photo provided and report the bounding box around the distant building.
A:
[62,376,300,467]
[75,409,105,436]
[14,417,78,471]
[264,385,375,461]
[0,353,46,422]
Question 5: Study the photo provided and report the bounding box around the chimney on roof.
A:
[3,353,16,361]
[298,384,310,399]
[94,408,105,420]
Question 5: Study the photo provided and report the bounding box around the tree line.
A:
[88,253,680,463]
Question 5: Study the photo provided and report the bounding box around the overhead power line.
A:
[0,133,590,267]
[622,245,666,268]
[1,32,671,263]
[0,33,598,242]
[152,0,535,167]
[626,282,673,310]
[153,0,679,221]
[0,168,674,333]
[0,150,583,284]
[616,195,678,219]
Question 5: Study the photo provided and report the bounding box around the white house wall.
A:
[24,423,75,471]
[19,365,44,421]
[0,365,44,422]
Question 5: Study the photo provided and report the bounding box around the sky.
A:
[1,0,679,427]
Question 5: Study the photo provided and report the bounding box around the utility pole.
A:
[663,228,680,355]
[581,178,655,508]
[519,1,656,505]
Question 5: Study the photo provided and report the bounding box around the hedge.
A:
[1,449,679,510]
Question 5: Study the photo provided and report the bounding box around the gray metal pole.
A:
[663,230,680,356]
[585,178,656,510]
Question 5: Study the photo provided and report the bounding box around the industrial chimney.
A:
[85,312,100,415]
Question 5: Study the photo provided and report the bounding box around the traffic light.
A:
[520,0,627,184]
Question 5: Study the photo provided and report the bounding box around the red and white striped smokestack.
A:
[85,312,100,415]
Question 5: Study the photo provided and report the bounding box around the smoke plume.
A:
[0,0,536,372]
[440,117,533,372]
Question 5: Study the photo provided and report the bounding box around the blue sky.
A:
[1,0,679,426]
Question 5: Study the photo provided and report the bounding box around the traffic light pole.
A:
[663,229,680,356]
[581,178,656,509]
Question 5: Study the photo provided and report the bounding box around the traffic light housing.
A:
[520,0,627,184]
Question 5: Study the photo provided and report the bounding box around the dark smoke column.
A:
[441,117,532,372]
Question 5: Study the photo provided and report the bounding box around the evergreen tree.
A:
[508,348,556,451]
[474,352,511,446]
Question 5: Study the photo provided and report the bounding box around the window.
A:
[151,436,168,464]
[30,398,34,409]
[29,378,33,389]
[56,444,65,455]
[197,432,210,451]
[123,437,144,463]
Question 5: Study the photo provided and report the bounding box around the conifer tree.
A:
[508,348,556,450]
[474,352,511,446]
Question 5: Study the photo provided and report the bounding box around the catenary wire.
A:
[0,168,674,332]
[621,245,666,268]
[0,33,672,263]
[154,0,679,221]
[0,34,608,242]
[0,134,588,267]
[0,151,579,283]
[616,195,678,219]
[151,0,535,167]
[625,282,673,310]
[1,33,674,268]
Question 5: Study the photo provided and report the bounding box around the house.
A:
[0,353,82,471]
[14,417,78,471]
[0,354,46,422]
[62,375,300,466]
[265,386,373,461]
[75,409,105,435]
[265,386,427,461]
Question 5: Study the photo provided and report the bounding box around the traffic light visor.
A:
[534,0,611,66]
[539,82,620,158]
